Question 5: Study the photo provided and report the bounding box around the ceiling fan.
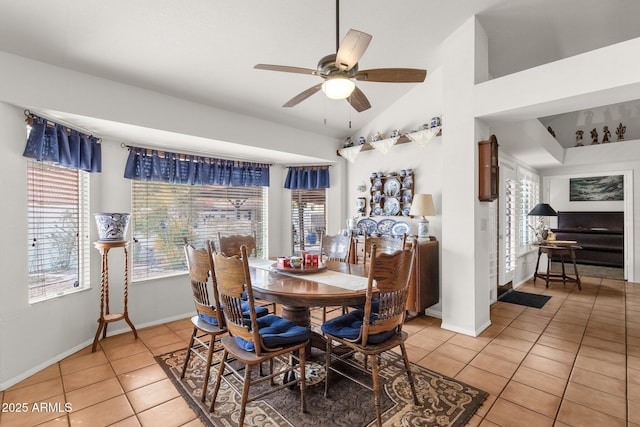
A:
[254,1,427,112]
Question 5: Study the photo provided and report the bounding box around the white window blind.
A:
[27,159,90,303]
[131,181,267,281]
[504,177,517,272]
[291,189,326,254]
[518,169,540,250]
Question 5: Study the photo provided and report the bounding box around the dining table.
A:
[247,258,370,350]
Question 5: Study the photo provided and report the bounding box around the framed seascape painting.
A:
[569,175,624,201]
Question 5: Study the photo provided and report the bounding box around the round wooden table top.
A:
[249,260,369,308]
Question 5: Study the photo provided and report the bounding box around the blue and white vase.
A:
[94,213,131,241]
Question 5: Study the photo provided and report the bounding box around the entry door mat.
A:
[499,290,551,309]
[157,347,488,427]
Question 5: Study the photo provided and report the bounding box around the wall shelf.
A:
[337,127,442,160]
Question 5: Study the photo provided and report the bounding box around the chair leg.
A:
[181,327,197,379]
[209,350,229,412]
[324,337,332,397]
[371,355,382,427]
[200,334,216,402]
[400,343,420,405]
[238,364,253,427]
[299,346,307,413]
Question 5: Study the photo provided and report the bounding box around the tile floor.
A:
[1,274,639,426]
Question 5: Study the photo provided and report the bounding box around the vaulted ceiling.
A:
[1,0,639,161]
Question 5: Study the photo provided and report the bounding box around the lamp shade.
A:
[527,203,557,216]
[321,77,355,99]
[409,194,436,217]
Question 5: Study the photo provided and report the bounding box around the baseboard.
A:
[0,311,194,391]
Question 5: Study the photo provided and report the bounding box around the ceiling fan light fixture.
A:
[321,77,355,99]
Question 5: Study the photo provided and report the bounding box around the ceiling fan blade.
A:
[355,68,427,83]
[283,83,323,107]
[346,86,371,112]
[335,29,372,71]
[254,64,317,75]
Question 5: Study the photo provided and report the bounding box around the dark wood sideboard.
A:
[353,236,439,317]
[551,211,624,267]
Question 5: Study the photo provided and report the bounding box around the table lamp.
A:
[409,194,435,238]
[527,203,557,241]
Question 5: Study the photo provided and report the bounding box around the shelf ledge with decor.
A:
[337,126,441,162]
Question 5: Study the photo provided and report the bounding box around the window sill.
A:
[29,286,92,305]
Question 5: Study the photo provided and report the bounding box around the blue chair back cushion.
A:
[198,301,268,325]
[233,314,311,352]
[321,309,396,345]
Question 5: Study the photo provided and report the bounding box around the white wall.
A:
[0,53,344,388]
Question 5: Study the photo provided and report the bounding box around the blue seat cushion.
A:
[234,314,311,352]
[199,301,268,325]
[321,309,396,345]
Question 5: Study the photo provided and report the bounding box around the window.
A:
[27,159,90,303]
[504,177,517,273]
[518,169,540,249]
[131,181,267,281]
[291,189,326,254]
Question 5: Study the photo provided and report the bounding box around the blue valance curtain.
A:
[123,146,270,187]
[284,165,330,189]
[22,114,102,173]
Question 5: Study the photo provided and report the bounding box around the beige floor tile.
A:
[529,343,576,365]
[432,342,478,364]
[64,377,124,411]
[521,353,572,380]
[137,396,197,427]
[569,367,625,398]
[109,415,142,427]
[580,334,626,353]
[510,366,567,397]
[68,394,134,426]
[110,351,156,375]
[470,353,518,378]
[149,340,188,356]
[499,325,541,342]
[0,394,68,427]
[62,363,116,392]
[2,377,64,404]
[405,333,445,351]
[118,364,168,392]
[574,353,626,380]
[556,399,625,427]
[563,381,626,419]
[455,365,509,396]
[33,416,70,426]
[417,351,466,378]
[535,334,580,354]
[485,398,554,427]
[491,334,535,353]
[499,381,561,418]
[629,399,640,425]
[447,333,490,352]
[103,340,150,362]
[59,350,109,376]
[126,378,180,413]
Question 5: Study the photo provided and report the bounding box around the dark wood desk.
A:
[533,244,582,290]
[249,260,368,349]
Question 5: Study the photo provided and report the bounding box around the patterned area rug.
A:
[156,347,487,427]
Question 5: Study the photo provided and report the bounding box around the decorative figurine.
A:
[602,126,611,143]
[575,130,584,147]
[616,122,626,141]
[547,126,556,138]
[590,128,599,144]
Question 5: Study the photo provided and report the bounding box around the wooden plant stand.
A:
[92,240,138,352]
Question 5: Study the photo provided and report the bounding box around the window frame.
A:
[290,189,326,255]
[517,166,541,253]
[130,180,268,282]
[26,159,91,303]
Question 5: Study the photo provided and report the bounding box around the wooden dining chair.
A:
[209,244,311,426]
[216,231,276,314]
[362,233,407,264]
[321,240,420,427]
[313,233,354,323]
[181,244,227,403]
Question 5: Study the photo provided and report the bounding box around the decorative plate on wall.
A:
[383,198,401,216]
[377,219,396,235]
[391,221,410,237]
[357,218,377,235]
[383,177,401,197]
